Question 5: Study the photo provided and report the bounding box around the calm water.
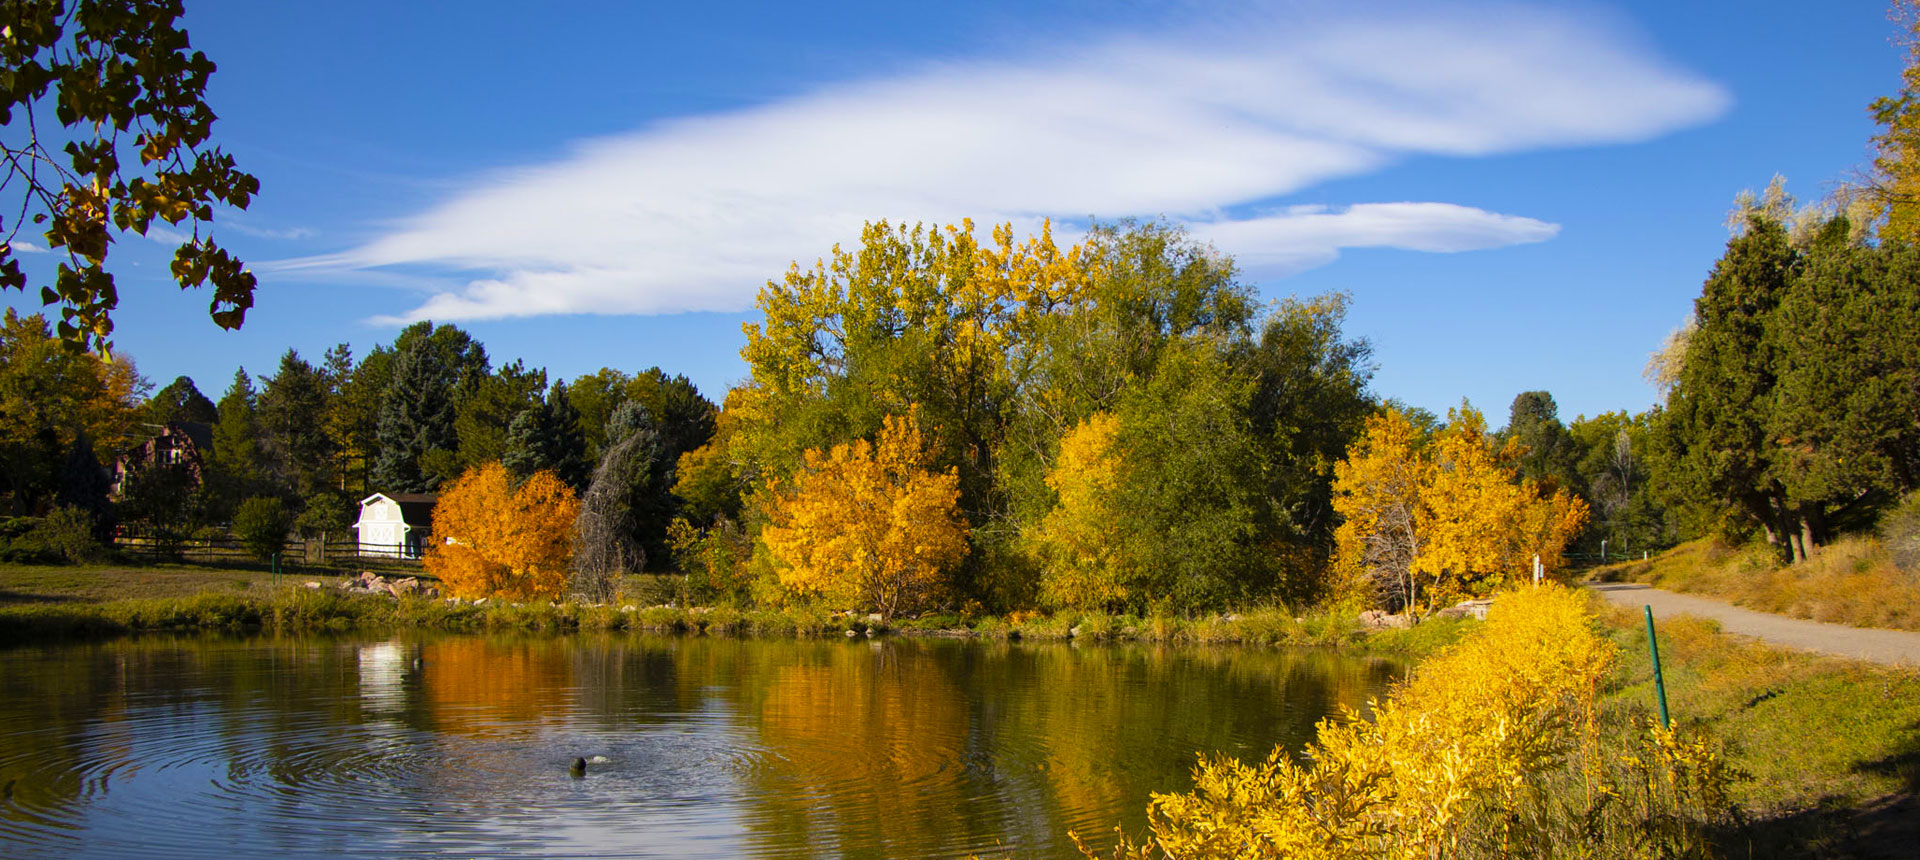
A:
[0,634,1399,859]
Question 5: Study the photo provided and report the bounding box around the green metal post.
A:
[1644,605,1670,729]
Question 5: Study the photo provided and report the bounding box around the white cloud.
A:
[1190,202,1561,273]
[277,4,1727,323]
[7,240,45,254]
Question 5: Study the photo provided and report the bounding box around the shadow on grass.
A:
[1726,721,1920,860]
[0,588,88,606]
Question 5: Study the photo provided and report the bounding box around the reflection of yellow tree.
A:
[421,638,573,736]
[738,642,972,856]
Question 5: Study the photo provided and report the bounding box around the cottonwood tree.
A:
[1,0,260,352]
[1029,412,1130,611]
[1334,405,1587,614]
[1332,408,1431,612]
[762,412,968,618]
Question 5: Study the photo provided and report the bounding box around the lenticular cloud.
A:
[277,5,1727,323]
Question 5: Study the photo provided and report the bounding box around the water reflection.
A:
[0,634,1399,859]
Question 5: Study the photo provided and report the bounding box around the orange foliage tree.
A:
[761,412,969,618]
[1334,406,1588,612]
[424,461,581,600]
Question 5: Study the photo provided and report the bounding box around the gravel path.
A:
[1589,583,1920,668]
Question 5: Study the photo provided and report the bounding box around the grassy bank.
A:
[1597,536,1920,632]
[0,562,1469,655]
[1600,600,1920,858]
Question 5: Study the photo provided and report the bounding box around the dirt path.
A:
[1589,582,1920,668]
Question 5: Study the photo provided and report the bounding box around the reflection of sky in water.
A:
[0,636,1400,859]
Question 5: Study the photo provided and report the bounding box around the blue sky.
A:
[9,0,1901,424]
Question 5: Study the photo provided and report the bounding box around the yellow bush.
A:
[761,412,969,618]
[1084,585,1735,859]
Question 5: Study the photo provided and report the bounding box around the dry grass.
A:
[1595,535,1920,632]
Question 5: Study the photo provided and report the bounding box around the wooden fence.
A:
[113,533,424,573]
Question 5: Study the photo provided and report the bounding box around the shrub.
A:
[233,497,293,562]
[31,505,106,563]
[1086,585,1736,859]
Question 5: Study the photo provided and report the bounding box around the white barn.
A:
[353,493,437,559]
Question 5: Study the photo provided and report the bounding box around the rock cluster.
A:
[1358,609,1414,629]
[339,571,438,599]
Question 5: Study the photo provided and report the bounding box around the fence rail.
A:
[113,533,424,573]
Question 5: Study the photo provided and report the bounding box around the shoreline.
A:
[0,585,1469,658]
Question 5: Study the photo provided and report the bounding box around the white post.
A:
[1532,554,1542,586]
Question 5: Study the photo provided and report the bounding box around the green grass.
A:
[1596,598,1920,857]
[0,562,291,604]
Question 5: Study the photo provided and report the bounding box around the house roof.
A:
[360,492,438,529]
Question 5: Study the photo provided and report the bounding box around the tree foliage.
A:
[761,412,968,618]
[1334,405,1588,612]
[0,309,143,514]
[1,0,260,352]
[232,495,289,561]
[142,375,214,426]
[423,461,579,601]
[571,401,662,600]
[1029,413,1129,611]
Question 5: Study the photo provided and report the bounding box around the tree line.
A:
[0,312,718,570]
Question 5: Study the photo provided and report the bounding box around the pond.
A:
[0,634,1401,859]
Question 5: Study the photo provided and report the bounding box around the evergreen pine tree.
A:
[207,369,266,517]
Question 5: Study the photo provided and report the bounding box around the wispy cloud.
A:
[6,240,46,254]
[1190,203,1561,272]
[279,4,1727,324]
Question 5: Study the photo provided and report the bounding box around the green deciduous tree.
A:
[1,0,260,352]
[232,495,290,561]
[0,309,143,513]
[142,375,214,426]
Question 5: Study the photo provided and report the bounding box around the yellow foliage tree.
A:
[1334,406,1589,612]
[1330,409,1432,612]
[761,412,969,618]
[423,461,580,600]
[1030,412,1133,610]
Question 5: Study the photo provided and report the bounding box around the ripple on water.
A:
[0,636,1399,859]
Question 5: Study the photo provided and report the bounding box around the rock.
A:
[844,629,858,637]
[473,597,487,606]
[867,613,884,623]
[570,757,587,778]
[391,577,421,596]
[302,581,321,590]
[1358,610,1413,630]
[1069,625,1083,638]
[1222,613,1242,623]
[621,605,636,613]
